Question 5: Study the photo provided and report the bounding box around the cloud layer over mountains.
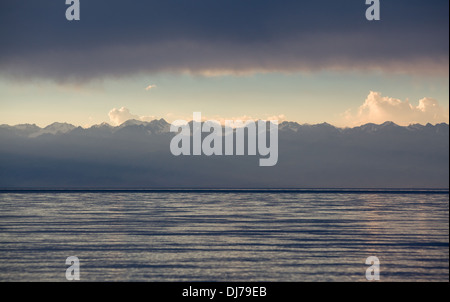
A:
[0,120,448,188]
[1,0,448,81]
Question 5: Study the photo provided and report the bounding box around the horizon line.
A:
[0,188,448,194]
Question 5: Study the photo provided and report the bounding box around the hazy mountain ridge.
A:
[0,119,448,188]
[1,119,448,138]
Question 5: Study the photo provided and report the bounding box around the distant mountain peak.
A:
[12,123,41,131]
[44,122,76,130]
[380,121,399,127]
[91,122,113,128]
[119,119,148,127]
[37,122,76,136]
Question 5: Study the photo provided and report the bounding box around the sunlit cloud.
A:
[108,107,156,125]
[145,84,157,91]
[342,91,449,126]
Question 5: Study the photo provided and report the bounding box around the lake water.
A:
[0,190,448,282]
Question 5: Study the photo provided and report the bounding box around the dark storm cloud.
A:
[0,0,448,81]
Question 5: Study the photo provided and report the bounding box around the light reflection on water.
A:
[0,192,448,281]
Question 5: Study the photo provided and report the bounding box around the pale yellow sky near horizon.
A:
[0,72,448,128]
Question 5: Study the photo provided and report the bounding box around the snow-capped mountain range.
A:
[1,119,448,138]
[0,119,448,189]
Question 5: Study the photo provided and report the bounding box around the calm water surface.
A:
[0,191,448,281]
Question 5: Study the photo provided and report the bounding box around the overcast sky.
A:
[0,0,448,127]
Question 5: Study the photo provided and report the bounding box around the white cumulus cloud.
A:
[343,91,449,126]
[108,107,156,126]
